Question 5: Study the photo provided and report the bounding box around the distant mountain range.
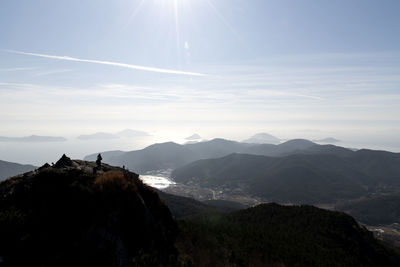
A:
[0,135,67,142]
[77,132,119,140]
[84,138,350,173]
[242,132,281,144]
[172,147,400,205]
[77,129,150,140]
[0,159,36,180]
[185,133,201,140]
[116,128,150,137]
[84,137,400,207]
[85,138,252,172]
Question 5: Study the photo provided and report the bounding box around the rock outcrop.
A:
[0,155,177,267]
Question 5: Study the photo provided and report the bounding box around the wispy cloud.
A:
[4,50,206,77]
[0,67,37,72]
[32,69,75,77]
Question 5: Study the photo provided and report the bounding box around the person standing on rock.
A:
[96,153,102,168]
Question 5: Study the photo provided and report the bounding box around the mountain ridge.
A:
[172,149,400,205]
[0,159,36,181]
[85,138,336,173]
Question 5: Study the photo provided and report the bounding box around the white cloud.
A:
[0,67,37,72]
[1,52,399,149]
[32,69,75,77]
[4,50,206,77]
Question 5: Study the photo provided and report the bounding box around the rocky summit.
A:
[0,155,177,267]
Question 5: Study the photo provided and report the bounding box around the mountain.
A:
[0,159,36,181]
[77,132,119,140]
[85,139,253,173]
[172,147,400,204]
[116,129,150,137]
[84,138,392,179]
[177,203,400,266]
[277,138,316,150]
[243,132,281,144]
[0,155,177,266]
[86,142,199,173]
[85,138,320,173]
[350,149,400,186]
[242,139,324,157]
[0,135,67,142]
[172,153,371,204]
[185,133,201,140]
[241,139,355,159]
[302,143,354,157]
[185,138,252,159]
[77,129,150,140]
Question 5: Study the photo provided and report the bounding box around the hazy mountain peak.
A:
[77,129,150,141]
[207,138,237,143]
[243,133,281,144]
[185,133,201,140]
[77,132,118,140]
[147,141,181,148]
[116,129,150,137]
[278,139,317,149]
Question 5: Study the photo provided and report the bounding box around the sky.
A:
[1,0,400,163]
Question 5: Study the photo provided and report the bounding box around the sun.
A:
[126,0,232,67]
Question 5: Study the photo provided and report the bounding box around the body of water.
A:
[139,175,176,189]
[0,137,155,166]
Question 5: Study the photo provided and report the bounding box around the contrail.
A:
[4,50,205,77]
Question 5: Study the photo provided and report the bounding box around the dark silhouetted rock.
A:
[54,154,73,168]
[38,163,51,171]
[0,159,177,266]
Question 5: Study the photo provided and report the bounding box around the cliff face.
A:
[0,155,177,267]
